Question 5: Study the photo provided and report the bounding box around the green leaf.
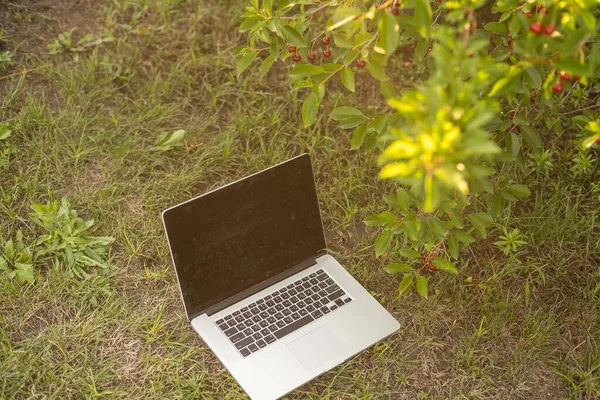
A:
[15,263,34,284]
[466,213,491,239]
[414,0,432,38]
[290,64,325,79]
[380,80,396,99]
[330,106,364,121]
[280,25,305,47]
[364,215,386,226]
[260,54,276,77]
[302,93,319,127]
[351,123,368,150]
[508,16,521,37]
[415,274,428,298]
[448,235,459,259]
[340,68,355,93]
[0,123,11,140]
[240,17,260,33]
[385,262,412,274]
[525,66,542,88]
[375,230,393,257]
[483,22,508,35]
[375,12,400,56]
[399,248,420,259]
[396,188,409,211]
[398,274,413,295]
[507,184,531,198]
[454,231,475,244]
[554,59,590,77]
[366,59,389,81]
[521,126,543,154]
[236,51,258,76]
[0,255,7,270]
[151,129,186,151]
[432,257,457,275]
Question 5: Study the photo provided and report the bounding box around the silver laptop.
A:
[162,154,400,400]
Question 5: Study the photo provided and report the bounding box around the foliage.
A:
[47,29,113,55]
[151,129,187,152]
[238,0,600,297]
[0,230,36,285]
[0,122,14,170]
[29,197,114,279]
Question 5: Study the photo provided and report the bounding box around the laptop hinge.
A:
[194,250,327,319]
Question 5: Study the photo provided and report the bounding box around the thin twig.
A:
[559,81,578,107]
[559,103,600,117]
[0,64,51,82]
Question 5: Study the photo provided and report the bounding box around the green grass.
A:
[1,0,599,399]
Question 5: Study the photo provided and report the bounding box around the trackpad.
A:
[287,325,347,371]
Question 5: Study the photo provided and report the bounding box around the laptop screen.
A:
[162,154,326,318]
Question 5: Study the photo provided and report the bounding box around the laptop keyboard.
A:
[214,269,352,357]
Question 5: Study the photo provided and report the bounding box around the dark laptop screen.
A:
[162,154,326,318]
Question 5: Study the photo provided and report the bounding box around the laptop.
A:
[162,154,400,400]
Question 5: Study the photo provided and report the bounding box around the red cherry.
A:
[544,24,556,35]
[293,54,301,63]
[530,94,536,103]
[523,10,533,17]
[322,49,331,58]
[529,21,543,34]
[596,137,600,145]
[573,76,581,81]
[321,36,330,46]
[307,52,316,61]
[287,45,297,53]
[552,83,564,93]
[559,71,570,81]
[356,59,366,68]
[391,7,399,15]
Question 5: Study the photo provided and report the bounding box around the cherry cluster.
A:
[287,35,366,68]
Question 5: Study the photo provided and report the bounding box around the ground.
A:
[0,0,599,399]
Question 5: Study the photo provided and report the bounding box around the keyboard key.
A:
[240,348,251,357]
[289,289,297,296]
[273,290,280,296]
[251,324,261,332]
[317,273,327,281]
[276,321,286,328]
[243,311,253,319]
[257,339,267,348]
[236,324,245,331]
[267,316,276,324]
[251,308,260,315]
[274,296,283,303]
[317,269,325,275]
[252,315,261,323]
[302,282,311,289]
[265,295,272,300]
[305,297,314,304]
[309,272,317,278]
[321,306,331,314]
[282,300,291,307]
[298,293,307,300]
[252,332,262,340]
[235,315,245,323]
[331,305,338,311]
[260,320,269,328]
[282,309,291,316]
[274,315,314,339]
[275,304,284,311]
[311,293,320,301]
[260,328,270,336]
[290,296,299,303]
[311,310,324,319]
[224,327,238,337]
[218,323,228,330]
[281,292,290,300]
[299,309,308,316]
[268,324,278,332]
[230,332,245,343]
[280,287,288,292]
[319,290,328,297]
[259,311,269,319]
[243,328,253,336]
[233,310,241,316]
[291,312,300,320]
[249,302,256,308]
[289,305,299,312]
[344,298,352,303]
[216,318,224,324]
[258,304,267,311]
[236,337,253,349]
[275,312,284,320]
[328,290,346,302]
[286,284,295,290]
[265,335,276,344]
[325,278,334,285]
[305,289,314,296]
[326,285,340,294]
[248,343,259,353]
[267,308,277,315]
[335,299,345,307]
[297,301,306,308]
[257,299,265,304]
[284,316,293,324]
[302,276,309,282]
[309,278,319,285]
[307,304,316,312]
[318,282,328,289]
[225,314,233,321]
[241,307,249,312]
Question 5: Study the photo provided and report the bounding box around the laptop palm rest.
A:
[287,325,347,371]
